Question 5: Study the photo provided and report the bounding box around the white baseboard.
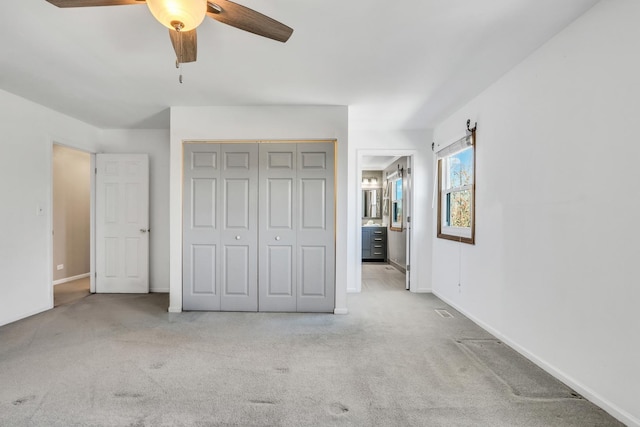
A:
[0,304,52,327]
[334,307,348,315]
[433,291,640,427]
[53,273,90,286]
[167,306,182,313]
[411,288,432,293]
[387,260,406,273]
[150,288,169,293]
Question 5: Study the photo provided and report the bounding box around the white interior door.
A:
[95,154,149,293]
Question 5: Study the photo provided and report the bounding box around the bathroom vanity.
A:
[362,226,387,261]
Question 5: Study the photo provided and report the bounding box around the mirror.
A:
[362,189,381,219]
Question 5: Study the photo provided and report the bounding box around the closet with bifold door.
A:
[182,141,335,313]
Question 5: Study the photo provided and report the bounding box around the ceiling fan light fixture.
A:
[146,0,207,31]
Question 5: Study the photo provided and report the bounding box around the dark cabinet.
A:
[362,227,387,261]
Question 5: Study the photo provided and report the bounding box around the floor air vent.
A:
[435,309,453,318]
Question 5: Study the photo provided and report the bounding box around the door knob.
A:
[235,236,241,240]
[140,229,149,233]
[275,236,281,241]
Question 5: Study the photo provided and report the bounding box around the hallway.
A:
[54,277,90,307]
[0,266,620,426]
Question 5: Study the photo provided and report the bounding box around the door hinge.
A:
[407,265,410,271]
[407,216,411,223]
[407,167,411,174]
[95,167,97,174]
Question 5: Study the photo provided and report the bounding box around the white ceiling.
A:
[0,0,599,130]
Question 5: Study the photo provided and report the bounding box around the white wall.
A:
[0,89,100,327]
[169,106,349,313]
[350,129,433,293]
[98,129,170,292]
[432,1,640,425]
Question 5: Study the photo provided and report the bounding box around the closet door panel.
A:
[300,246,326,296]
[297,143,335,312]
[259,144,297,312]
[267,246,293,296]
[300,178,326,229]
[220,144,258,311]
[183,144,222,310]
[191,244,217,294]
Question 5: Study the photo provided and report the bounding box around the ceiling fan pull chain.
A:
[175,26,184,84]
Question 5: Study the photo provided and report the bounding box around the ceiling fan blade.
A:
[169,29,198,63]
[206,1,293,43]
[46,0,144,7]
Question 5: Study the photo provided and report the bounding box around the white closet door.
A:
[258,143,297,312]
[95,154,149,294]
[183,144,221,310]
[183,142,334,313]
[297,143,335,312]
[219,144,259,311]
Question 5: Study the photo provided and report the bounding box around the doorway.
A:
[357,150,415,293]
[52,144,92,306]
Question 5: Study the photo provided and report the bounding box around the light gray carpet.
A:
[0,265,622,426]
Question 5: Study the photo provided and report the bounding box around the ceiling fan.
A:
[45,0,293,64]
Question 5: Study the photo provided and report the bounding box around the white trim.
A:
[150,287,170,293]
[168,306,182,313]
[53,273,91,286]
[440,225,472,239]
[47,138,54,310]
[388,259,405,273]
[334,308,348,315]
[433,290,640,427]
